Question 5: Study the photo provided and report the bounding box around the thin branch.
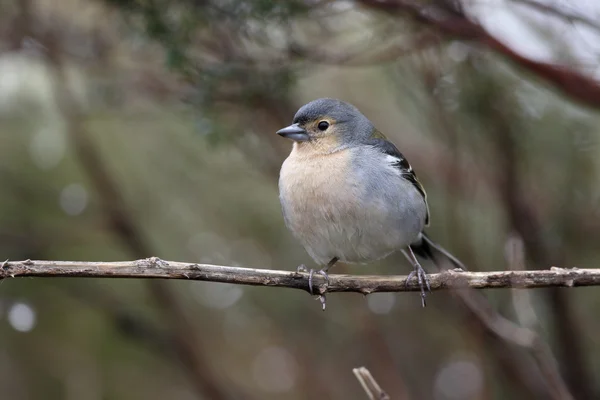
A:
[1,258,599,293]
[353,367,391,400]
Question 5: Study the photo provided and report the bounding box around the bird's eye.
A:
[317,121,329,131]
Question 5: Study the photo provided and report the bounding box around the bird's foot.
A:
[310,269,330,295]
[296,264,330,311]
[310,269,330,311]
[406,263,431,308]
[296,265,330,294]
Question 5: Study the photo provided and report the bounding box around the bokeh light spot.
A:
[29,126,67,170]
[434,357,483,400]
[59,183,88,216]
[7,302,36,332]
[192,283,243,310]
[252,346,297,393]
[367,292,396,314]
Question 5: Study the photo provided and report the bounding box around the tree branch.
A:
[2,258,598,293]
[510,0,600,35]
[358,0,600,109]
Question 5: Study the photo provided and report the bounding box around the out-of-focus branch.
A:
[505,234,540,329]
[291,32,442,66]
[64,283,175,357]
[2,259,600,293]
[511,0,600,35]
[43,33,236,400]
[502,235,573,399]
[489,82,597,399]
[358,0,600,108]
[420,65,556,398]
[456,286,573,400]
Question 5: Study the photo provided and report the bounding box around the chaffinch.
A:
[277,98,465,309]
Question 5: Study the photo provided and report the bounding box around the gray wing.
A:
[366,137,430,226]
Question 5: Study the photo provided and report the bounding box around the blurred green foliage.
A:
[1,0,600,399]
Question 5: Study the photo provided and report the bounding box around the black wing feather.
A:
[366,137,430,226]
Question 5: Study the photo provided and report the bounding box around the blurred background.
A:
[1,0,600,399]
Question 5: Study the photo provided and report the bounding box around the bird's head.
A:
[276,98,374,151]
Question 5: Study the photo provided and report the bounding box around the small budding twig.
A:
[353,367,390,400]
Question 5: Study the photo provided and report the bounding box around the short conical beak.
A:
[276,124,309,142]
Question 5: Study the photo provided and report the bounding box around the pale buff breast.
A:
[279,143,427,265]
[279,144,358,224]
[279,143,408,265]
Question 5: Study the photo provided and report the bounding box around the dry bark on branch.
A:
[2,258,598,294]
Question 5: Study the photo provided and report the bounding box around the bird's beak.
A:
[276,124,309,142]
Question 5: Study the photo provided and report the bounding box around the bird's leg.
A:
[314,257,338,311]
[402,247,431,308]
[297,258,338,311]
[296,264,316,293]
[316,257,336,288]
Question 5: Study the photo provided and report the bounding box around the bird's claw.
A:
[406,264,431,308]
[317,294,327,311]
[308,269,330,295]
[297,265,330,295]
[296,265,330,310]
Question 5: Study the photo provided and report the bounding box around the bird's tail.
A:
[411,232,468,271]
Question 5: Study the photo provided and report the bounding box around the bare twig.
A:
[353,367,391,400]
[1,259,599,293]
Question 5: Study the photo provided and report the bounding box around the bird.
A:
[276,98,465,309]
